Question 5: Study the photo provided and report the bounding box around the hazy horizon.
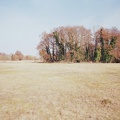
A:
[0,0,120,56]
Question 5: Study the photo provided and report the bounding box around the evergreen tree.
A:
[94,48,101,62]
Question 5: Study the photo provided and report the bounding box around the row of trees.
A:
[37,26,120,63]
[0,51,38,61]
[0,53,11,60]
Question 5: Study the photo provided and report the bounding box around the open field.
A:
[0,62,120,120]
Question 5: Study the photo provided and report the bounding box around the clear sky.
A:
[0,0,120,56]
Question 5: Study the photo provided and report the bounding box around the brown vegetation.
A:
[0,51,38,61]
[37,26,120,63]
[0,62,120,120]
[0,53,11,61]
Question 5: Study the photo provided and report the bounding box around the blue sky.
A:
[0,0,120,56]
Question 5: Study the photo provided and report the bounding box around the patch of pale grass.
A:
[0,62,120,120]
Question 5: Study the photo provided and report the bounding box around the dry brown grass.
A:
[0,62,120,120]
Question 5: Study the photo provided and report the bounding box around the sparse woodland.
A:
[0,51,38,61]
[37,26,120,63]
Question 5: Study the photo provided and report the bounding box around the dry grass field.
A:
[0,61,120,120]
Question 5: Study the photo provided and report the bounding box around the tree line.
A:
[37,26,120,63]
[0,51,38,61]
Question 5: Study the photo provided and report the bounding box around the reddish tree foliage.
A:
[37,26,120,63]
